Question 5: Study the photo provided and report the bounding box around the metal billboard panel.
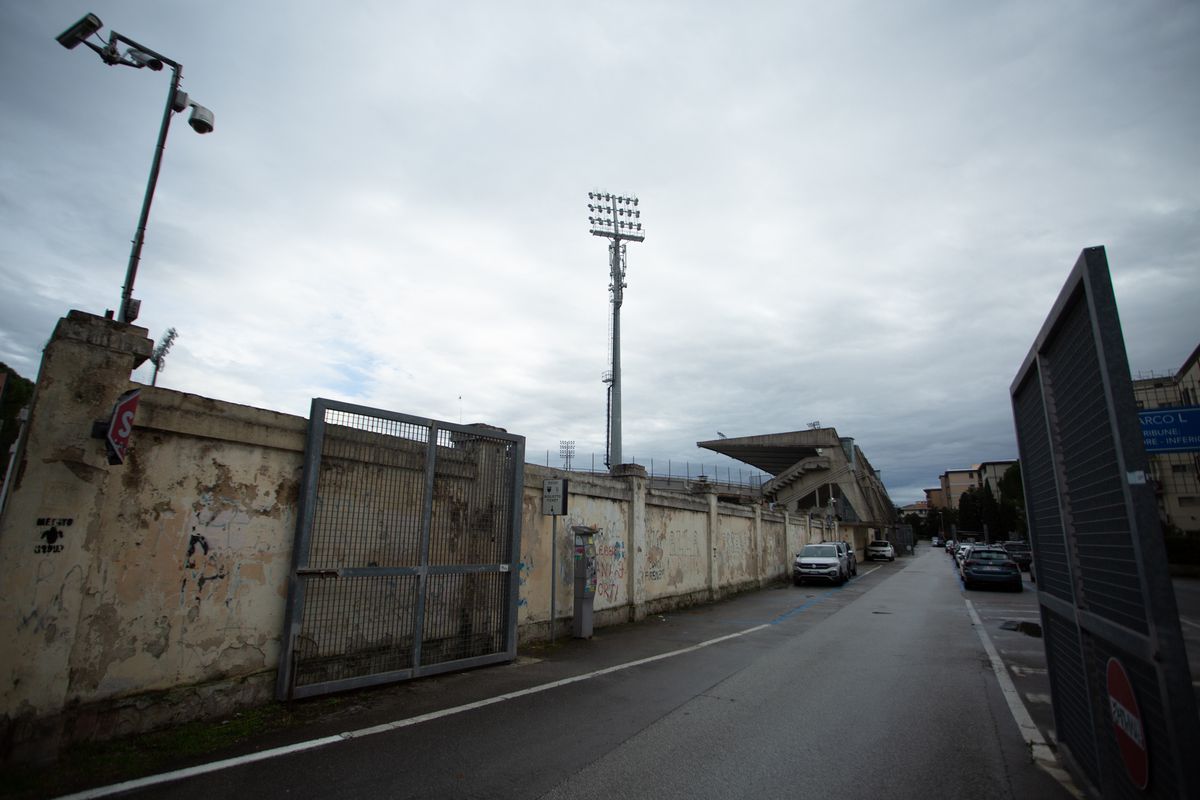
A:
[1010,246,1199,798]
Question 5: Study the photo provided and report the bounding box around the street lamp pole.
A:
[57,13,214,324]
[123,53,181,323]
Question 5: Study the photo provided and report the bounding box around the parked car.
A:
[961,547,1023,591]
[955,543,975,571]
[931,536,942,547]
[945,539,958,555]
[793,543,846,586]
[1001,541,1032,572]
[834,541,857,576]
[866,539,895,561]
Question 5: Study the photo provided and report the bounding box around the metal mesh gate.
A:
[1010,248,1199,798]
[276,399,525,700]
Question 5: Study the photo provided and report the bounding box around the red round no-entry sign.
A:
[1106,657,1148,790]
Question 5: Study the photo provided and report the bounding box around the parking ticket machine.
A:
[572,527,597,638]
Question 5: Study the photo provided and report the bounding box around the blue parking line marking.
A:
[770,589,838,624]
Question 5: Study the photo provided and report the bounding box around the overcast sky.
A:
[2,2,1197,504]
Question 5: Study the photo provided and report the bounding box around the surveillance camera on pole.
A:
[56,11,215,323]
[125,49,163,71]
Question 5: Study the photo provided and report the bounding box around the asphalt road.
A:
[65,546,1088,800]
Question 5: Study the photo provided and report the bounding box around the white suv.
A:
[866,540,895,561]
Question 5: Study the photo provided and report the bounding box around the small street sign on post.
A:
[542,479,568,516]
[542,479,568,643]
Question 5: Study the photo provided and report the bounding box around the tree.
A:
[999,463,1024,509]
[997,463,1027,539]
[979,483,1000,540]
[1,363,35,483]
[957,488,983,535]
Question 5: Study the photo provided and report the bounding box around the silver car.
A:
[866,540,895,561]
[793,543,846,586]
[832,540,857,577]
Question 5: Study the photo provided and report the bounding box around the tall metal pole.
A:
[120,63,181,323]
[550,514,557,643]
[609,241,623,467]
[587,191,643,472]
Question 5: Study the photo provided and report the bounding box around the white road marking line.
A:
[1009,664,1048,677]
[965,598,1082,799]
[54,624,772,800]
[1024,693,1054,705]
[1180,617,1200,631]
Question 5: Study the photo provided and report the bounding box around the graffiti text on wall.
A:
[595,534,625,604]
[34,517,74,554]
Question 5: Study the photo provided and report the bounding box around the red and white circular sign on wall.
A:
[1106,656,1148,790]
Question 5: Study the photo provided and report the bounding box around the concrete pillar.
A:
[704,486,719,600]
[753,505,764,588]
[0,311,151,756]
[612,464,647,621]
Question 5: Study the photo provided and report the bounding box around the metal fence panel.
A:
[277,399,524,700]
[1010,247,1199,798]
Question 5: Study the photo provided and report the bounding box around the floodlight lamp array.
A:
[586,190,645,240]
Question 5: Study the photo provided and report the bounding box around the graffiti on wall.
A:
[34,517,73,554]
[640,520,709,590]
[179,498,251,607]
[594,531,625,604]
[516,555,532,607]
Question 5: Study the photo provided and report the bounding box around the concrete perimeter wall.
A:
[0,311,827,761]
[517,467,828,638]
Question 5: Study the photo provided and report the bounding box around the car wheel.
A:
[794,578,802,586]
[963,579,972,590]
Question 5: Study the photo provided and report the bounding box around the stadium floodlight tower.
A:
[587,191,644,469]
[56,12,215,324]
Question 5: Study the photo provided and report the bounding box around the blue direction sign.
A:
[1140,406,1200,453]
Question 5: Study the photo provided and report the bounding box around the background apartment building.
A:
[1132,343,1200,536]
[926,460,1017,511]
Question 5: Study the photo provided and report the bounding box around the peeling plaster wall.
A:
[519,466,811,640]
[2,311,822,759]
[70,418,301,700]
[0,312,305,758]
[643,500,709,596]
[761,513,787,582]
[717,510,756,589]
[518,469,631,630]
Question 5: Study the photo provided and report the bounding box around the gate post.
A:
[702,483,719,600]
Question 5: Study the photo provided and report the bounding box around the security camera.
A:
[126,49,164,71]
[187,103,214,134]
[56,13,103,49]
